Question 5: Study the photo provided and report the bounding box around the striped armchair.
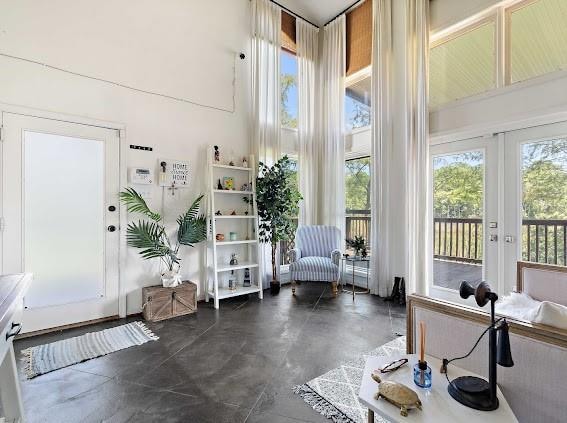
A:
[289,226,341,296]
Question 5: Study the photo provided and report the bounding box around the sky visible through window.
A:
[281,51,298,128]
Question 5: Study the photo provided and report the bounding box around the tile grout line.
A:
[242,285,328,423]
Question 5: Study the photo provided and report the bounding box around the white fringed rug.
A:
[21,321,159,379]
[293,336,406,423]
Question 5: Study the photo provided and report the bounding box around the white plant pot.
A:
[161,270,182,288]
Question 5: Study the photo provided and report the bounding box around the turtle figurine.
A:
[371,372,422,417]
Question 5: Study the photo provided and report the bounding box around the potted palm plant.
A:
[255,156,302,295]
[119,188,207,287]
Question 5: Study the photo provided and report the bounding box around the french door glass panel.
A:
[433,151,484,290]
[521,137,567,266]
[24,131,105,308]
[430,137,498,303]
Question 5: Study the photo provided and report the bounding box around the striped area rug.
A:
[21,321,159,379]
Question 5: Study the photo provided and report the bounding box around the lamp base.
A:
[448,376,499,411]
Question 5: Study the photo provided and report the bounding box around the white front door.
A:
[429,136,499,305]
[1,112,120,333]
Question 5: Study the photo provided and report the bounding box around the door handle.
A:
[6,322,22,340]
[107,225,116,232]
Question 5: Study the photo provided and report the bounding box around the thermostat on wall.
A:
[129,167,154,185]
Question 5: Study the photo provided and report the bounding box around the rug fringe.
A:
[292,384,355,423]
[134,321,160,341]
[20,347,37,379]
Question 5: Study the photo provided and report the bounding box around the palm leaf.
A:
[178,216,207,246]
[178,194,205,223]
[126,220,171,259]
[119,188,161,221]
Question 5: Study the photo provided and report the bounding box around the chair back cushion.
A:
[295,226,340,258]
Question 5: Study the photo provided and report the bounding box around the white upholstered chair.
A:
[288,225,341,296]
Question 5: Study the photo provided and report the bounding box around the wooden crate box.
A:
[142,281,197,322]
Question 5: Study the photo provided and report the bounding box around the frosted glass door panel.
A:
[23,131,105,309]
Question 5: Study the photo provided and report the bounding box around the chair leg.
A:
[332,281,338,297]
[292,279,296,295]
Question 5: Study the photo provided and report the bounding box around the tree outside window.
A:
[281,50,297,129]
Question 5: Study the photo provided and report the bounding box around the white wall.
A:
[0,0,252,314]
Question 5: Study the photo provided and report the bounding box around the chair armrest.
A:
[289,248,301,264]
[331,249,341,266]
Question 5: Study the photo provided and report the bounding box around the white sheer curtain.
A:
[297,20,319,225]
[251,0,281,166]
[406,0,430,295]
[320,16,346,236]
[370,0,393,296]
[251,0,281,287]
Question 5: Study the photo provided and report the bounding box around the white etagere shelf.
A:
[205,149,263,309]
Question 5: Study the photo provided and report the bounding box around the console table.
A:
[0,274,32,423]
[359,354,518,423]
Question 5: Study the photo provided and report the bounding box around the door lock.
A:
[107,225,116,232]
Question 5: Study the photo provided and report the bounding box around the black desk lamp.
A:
[441,281,514,411]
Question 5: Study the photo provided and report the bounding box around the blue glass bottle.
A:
[413,361,432,388]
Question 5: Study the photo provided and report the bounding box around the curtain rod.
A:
[268,0,319,28]
[324,0,365,26]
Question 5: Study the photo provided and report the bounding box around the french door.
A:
[430,120,567,304]
[430,136,499,305]
[503,121,567,294]
[1,113,120,333]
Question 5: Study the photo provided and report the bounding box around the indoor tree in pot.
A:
[119,188,207,287]
[255,156,302,295]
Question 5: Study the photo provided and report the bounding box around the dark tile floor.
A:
[14,282,406,423]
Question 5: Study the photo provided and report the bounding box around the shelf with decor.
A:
[206,147,263,308]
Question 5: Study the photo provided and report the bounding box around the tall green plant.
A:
[255,156,302,282]
[119,188,207,272]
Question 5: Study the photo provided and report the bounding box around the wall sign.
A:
[158,158,190,187]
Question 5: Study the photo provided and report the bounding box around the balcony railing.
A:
[434,217,483,264]
[434,217,567,267]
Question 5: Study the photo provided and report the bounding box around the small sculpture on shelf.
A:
[215,210,222,216]
[230,210,237,216]
[216,233,225,241]
[241,183,249,192]
[213,145,220,163]
[217,179,223,190]
[230,253,238,266]
[228,270,237,291]
[243,268,251,287]
[244,210,249,216]
[242,157,248,168]
[228,151,236,167]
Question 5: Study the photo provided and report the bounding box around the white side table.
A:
[358,354,518,423]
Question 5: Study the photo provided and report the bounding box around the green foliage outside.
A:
[255,156,302,281]
[345,157,371,211]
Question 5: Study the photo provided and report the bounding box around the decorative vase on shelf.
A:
[161,270,182,288]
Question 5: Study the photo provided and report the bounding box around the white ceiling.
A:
[277,0,355,27]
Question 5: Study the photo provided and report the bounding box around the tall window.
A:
[509,0,567,84]
[345,76,371,131]
[345,157,371,255]
[430,20,496,108]
[281,50,298,129]
[430,0,567,109]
